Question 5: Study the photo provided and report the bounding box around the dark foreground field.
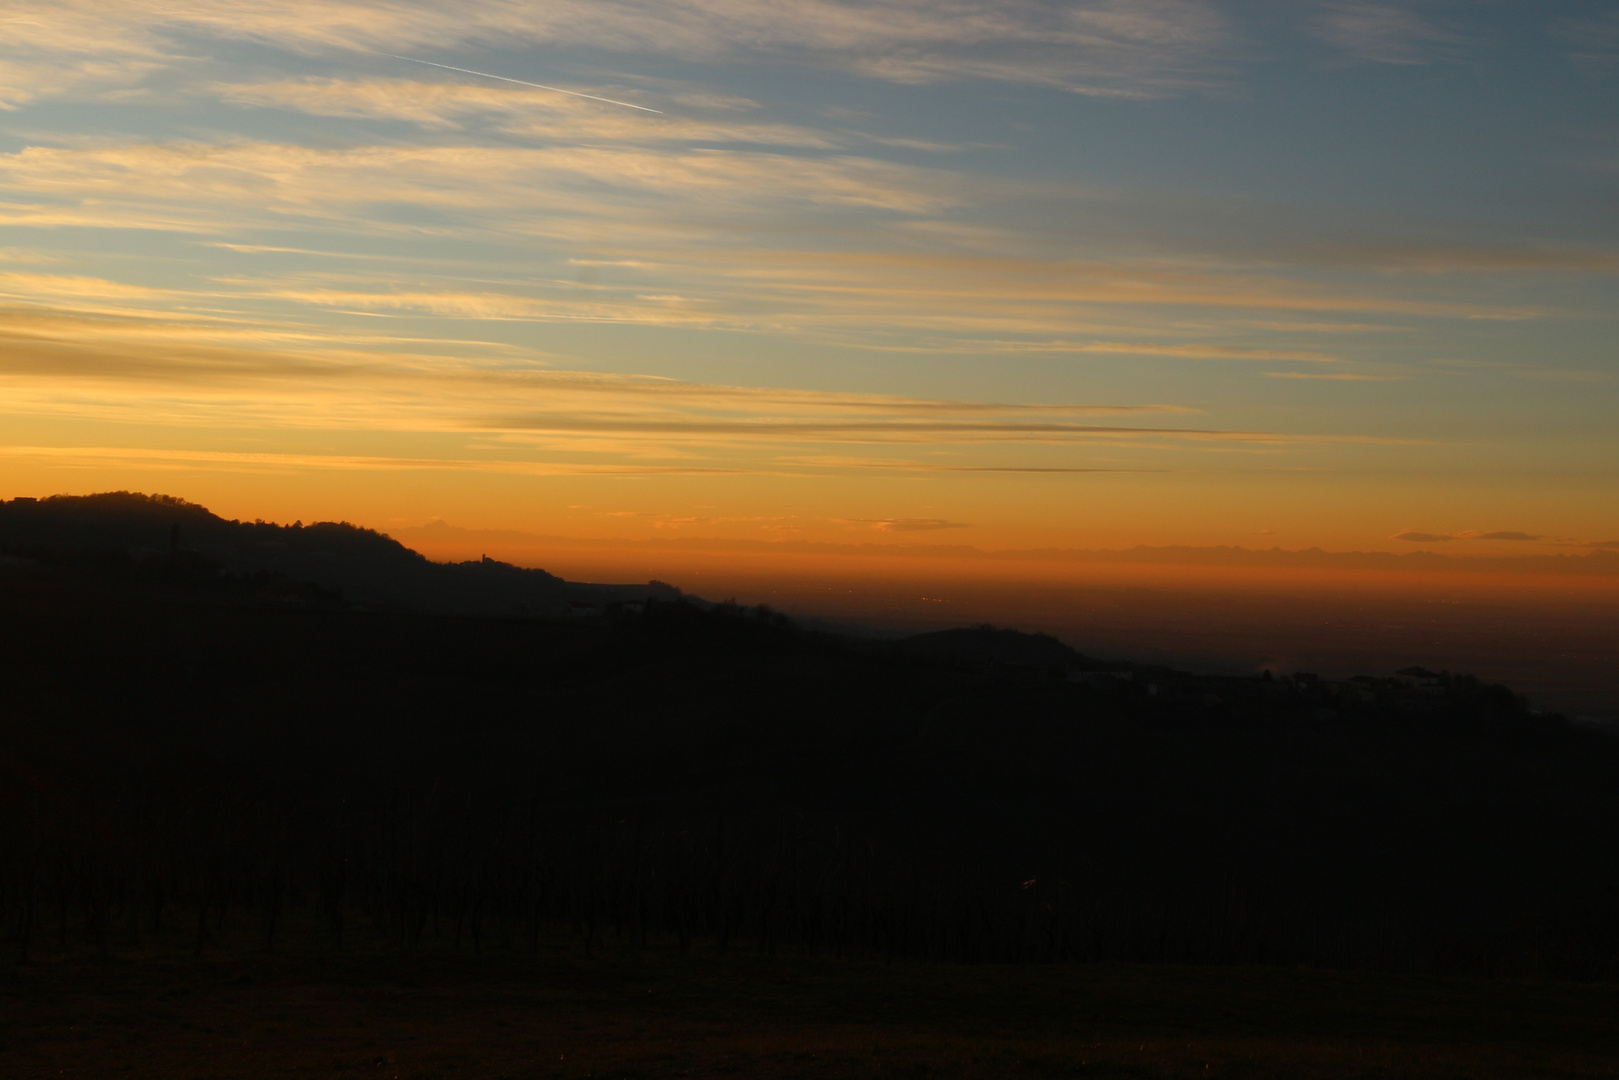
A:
[9,947,1619,1079]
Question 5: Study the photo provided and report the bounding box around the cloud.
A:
[243,255,1521,338]
[920,465,1153,473]
[215,77,835,146]
[0,0,1605,523]
[780,455,1153,473]
[0,130,1547,346]
[479,413,1284,446]
[0,56,163,111]
[0,141,963,223]
[1429,358,1617,385]
[1308,2,1463,65]
[0,0,1235,102]
[0,4,173,111]
[0,305,1280,453]
[707,250,1538,324]
[1554,10,1619,80]
[1264,371,1403,381]
[0,302,1429,497]
[0,445,753,477]
[1320,244,1619,274]
[1039,341,1340,362]
[1392,528,1544,543]
[838,517,970,532]
[0,272,178,303]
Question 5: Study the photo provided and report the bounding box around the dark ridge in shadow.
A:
[0,491,678,616]
[1,552,1614,982]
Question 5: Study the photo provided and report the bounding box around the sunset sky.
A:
[2,1,1615,560]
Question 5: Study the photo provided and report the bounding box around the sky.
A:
[1,0,1615,563]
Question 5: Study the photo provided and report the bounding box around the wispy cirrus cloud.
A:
[479,411,1401,447]
[1316,244,1619,274]
[1393,528,1543,543]
[0,2,172,110]
[0,303,1412,492]
[0,303,1202,435]
[836,517,970,532]
[1392,530,1619,553]
[0,125,1553,380]
[0,1,1608,559]
[853,338,1344,361]
[0,128,1557,349]
[1265,371,1403,381]
[1,0,1235,102]
[0,271,178,303]
[1307,2,1464,65]
[782,455,1151,473]
[0,444,754,477]
[215,78,831,145]
[0,56,164,111]
[1553,9,1619,80]
[1430,358,1617,385]
[705,249,1538,326]
[253,264,1520,338]
[0,141,963,222]
[1059,341,1340,362]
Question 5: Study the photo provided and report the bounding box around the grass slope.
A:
[6,948,1619,1078]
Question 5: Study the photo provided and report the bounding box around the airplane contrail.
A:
[378,52,663,113]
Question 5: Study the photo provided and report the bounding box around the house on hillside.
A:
[1068,668,1129,691]
[1396,666,1443,691]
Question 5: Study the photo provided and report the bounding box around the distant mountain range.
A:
[0,492,679,618]
[391,518,1619,575]
[0,492,1170,668]
[890,625,1130,672]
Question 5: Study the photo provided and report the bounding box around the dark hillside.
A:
[2,571,1618,981]
[892,624,1086,668]
[0,492,675,616]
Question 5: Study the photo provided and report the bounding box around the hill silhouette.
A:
[3,551,1616,979]
[0,491,676,616]
[4,489,1619,990]
[894,624,1112,669]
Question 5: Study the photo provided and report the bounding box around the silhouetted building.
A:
[1397,666,1443,690]
[1068,668,1128,691]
